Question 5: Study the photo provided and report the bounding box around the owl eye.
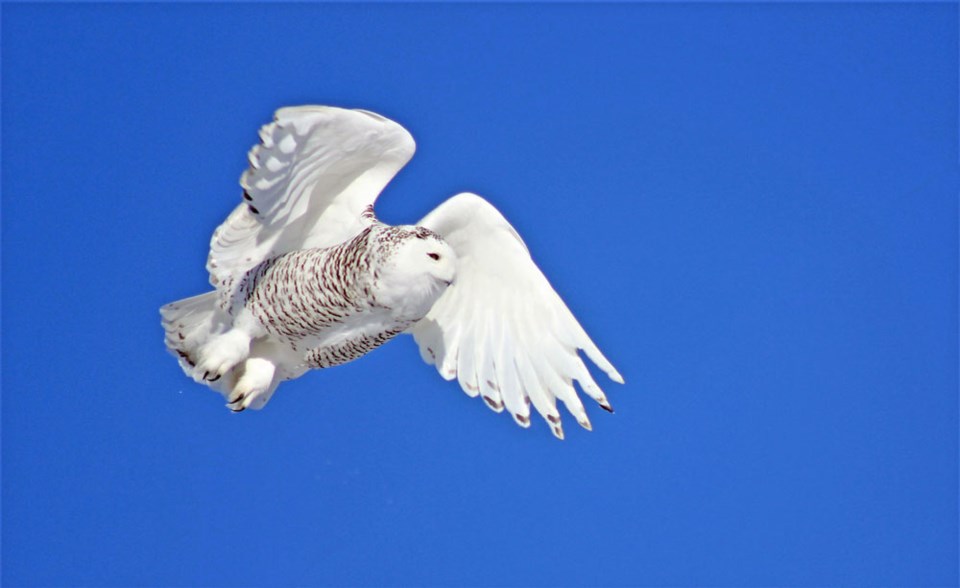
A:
[427,252,441,261]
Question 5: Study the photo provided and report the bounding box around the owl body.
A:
[171,221,456,401]
[233,224,452,370]
[161,106,622,437]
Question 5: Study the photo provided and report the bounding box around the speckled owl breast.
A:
[224,223,452,370]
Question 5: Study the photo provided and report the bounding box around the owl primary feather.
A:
[161,106,622,439]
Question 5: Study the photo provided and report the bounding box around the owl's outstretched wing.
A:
[206,106,415,288]
[410,193,623,439]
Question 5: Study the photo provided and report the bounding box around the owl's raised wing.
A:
[410,193,623,439]
[206,106,415,288]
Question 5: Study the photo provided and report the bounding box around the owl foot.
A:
[225,357,277,412]
[194,328,251,383]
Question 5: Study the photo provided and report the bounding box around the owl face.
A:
[391,227,457,285]
[374,226,457,319]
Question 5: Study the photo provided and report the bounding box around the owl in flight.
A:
[161,106,622,439]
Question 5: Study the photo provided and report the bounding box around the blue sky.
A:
[2,3,957,586]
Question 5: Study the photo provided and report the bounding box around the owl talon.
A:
[226,392,246,412]
[223,357,278,412]
[194,328,251,383]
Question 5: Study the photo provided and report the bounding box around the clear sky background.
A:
[2,3,957,586]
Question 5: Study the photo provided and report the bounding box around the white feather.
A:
[206,106,415,288]
[411,193,623,434]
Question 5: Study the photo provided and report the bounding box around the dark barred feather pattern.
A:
[305,327,405,369]
[220,224,431,370]
[234,228,376,342]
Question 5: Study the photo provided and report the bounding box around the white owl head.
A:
[373,225,457,318]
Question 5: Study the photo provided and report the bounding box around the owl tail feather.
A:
[162,292,278,411]
[160,291,228,380]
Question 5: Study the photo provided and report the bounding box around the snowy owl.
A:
[160,106,623,439]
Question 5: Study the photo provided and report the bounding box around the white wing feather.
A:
[411,193,624,438]
[206,106,415,287]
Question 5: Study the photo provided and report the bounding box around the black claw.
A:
[209,373,221,382]
[600,404,615,414]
